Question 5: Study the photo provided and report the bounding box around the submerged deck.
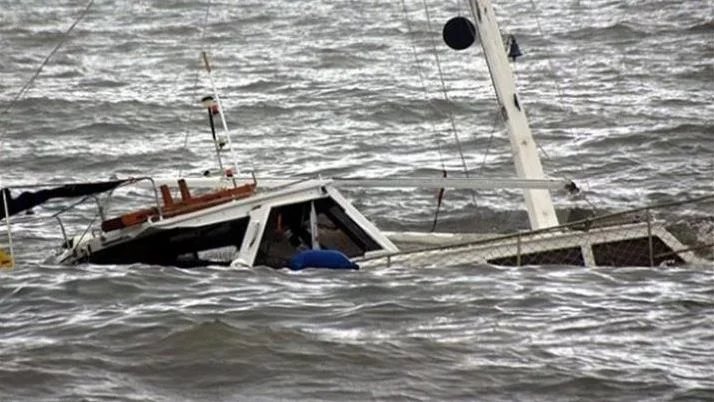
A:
[363,195,714,269]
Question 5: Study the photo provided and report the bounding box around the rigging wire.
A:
[398,0,447,174]
[0,0,95,269]
[462,0,595,209]
[455,0,514,174]
[1,0,95,192]
[400,0,482,228]
[451,0,509,176]
[524,0,590,184]
[1,0,95,117]
[454,0,556,167]
[478,108,502,173]
[421,0,481,211]
[399,0,451,231]
[0,0,95,163]
[524,0,596,210]
[420,0,473,181]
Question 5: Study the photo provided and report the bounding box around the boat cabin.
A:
[55,179,398,268]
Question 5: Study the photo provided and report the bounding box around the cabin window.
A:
[89,217,249,267]
[488,246,584,266]
[592,237,684,267]
[254,197,382,268]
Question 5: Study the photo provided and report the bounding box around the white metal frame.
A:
[234,205,270,267]
[147,176,573,191]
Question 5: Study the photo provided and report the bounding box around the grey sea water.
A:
[1,0,713,401]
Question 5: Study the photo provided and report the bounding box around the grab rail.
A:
[52,177,164,248]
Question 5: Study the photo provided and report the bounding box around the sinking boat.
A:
[2,0,711,270]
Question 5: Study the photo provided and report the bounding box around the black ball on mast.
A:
[443,16,476,50]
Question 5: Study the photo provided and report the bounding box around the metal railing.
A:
[52,177,163,249]
[359,194,714,268]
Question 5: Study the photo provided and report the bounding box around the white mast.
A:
[468,0,559,229]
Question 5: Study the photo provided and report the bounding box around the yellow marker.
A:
[0,248,13,269]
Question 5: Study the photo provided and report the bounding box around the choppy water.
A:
[1,0,713,401]
[2,264,714,401]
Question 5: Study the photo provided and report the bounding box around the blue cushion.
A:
[288,250,359,271]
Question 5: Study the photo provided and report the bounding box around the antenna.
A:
[200,95,226,174]
[201,51,241,185]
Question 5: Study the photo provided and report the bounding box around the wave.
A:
[686,19,714,33]
[564,22,649,41]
